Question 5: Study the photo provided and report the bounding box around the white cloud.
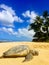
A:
[17,28,35,38]
[0,10,14,23]
[22,10,30,17]
[14,16,23,23]
[0,27,35,39]
[0,4,23,27]
[0,4,15,16]
[0,27,17,35]
[22,10,37,23]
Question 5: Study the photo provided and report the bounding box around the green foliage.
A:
[29,11,49,42]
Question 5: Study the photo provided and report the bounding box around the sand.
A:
[0,42,49,65]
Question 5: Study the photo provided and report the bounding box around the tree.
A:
[29,11,49,42]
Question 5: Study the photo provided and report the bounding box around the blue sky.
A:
[0,0,49,41]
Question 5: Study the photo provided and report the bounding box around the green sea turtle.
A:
[1,45,39,62]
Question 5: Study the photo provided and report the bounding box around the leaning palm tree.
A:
[29,11,49,42]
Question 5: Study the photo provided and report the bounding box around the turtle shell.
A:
[3,45,30,57]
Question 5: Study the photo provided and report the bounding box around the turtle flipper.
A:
[23,53,33,62]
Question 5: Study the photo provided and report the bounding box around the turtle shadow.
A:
[0,55,25,58]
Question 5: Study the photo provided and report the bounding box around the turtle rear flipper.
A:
[23,53,33,62]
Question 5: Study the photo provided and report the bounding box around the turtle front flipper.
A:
[23,52,33,62]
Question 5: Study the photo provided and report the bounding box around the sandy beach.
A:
[0,42,49,65]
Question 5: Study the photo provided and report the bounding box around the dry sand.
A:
[0,42,49,65]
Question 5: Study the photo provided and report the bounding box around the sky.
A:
[0,0,49,41]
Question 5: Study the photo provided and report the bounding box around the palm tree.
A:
[29,11,49,42]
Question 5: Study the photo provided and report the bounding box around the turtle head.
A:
[30,50,39,56]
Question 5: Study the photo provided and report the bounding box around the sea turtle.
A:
[1,45,38,62]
